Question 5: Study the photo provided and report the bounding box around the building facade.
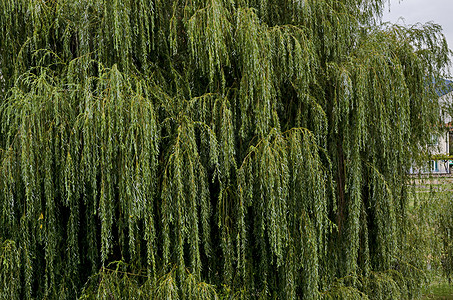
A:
[426,80,453,174]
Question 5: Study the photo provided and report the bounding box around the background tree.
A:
[0,0,450,298]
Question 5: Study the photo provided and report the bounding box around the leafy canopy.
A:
[0,0,450,298]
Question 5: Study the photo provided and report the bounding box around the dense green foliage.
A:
[424,181,453,284]
[440,196,453,283]
[403,178,453,298]
[0,0,451,298]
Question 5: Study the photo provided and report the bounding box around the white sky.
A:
[381,0,453,73]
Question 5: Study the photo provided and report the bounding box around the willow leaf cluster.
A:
[0,0,450,299]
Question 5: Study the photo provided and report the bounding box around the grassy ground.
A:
[409,175,453,192]
[423,281,453,299]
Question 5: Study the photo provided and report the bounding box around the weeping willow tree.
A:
[0,0,450,298]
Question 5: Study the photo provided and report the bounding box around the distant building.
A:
[407,79,453,174]
[424,79,453,174]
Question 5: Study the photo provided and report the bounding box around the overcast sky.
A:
[381,0,453,73]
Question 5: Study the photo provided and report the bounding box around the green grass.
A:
[423,281,453,299]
